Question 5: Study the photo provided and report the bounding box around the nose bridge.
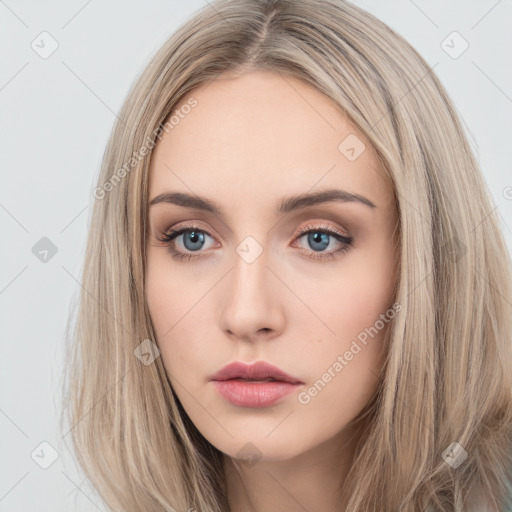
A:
[232,242,268,300]
[218,237,283,339]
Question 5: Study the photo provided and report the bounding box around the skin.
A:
[145,70,399,512]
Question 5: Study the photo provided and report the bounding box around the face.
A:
[145,70,399,463]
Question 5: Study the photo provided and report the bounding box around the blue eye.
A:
[175,230,207,252]
[293,225,353,261]
[157,223,353,262]
[157,227,215,261]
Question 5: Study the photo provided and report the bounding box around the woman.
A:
[62,0,512,510]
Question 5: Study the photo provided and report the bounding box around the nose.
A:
[218,247,285,343]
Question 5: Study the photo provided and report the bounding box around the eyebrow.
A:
[149,188,376,215]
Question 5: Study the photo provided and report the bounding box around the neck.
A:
[223,423,360,512]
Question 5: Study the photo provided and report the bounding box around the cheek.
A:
[298,247,395,398]
[310,255,396,343]
[145,255,209,382]
[145,253,181,362]
[145,250,195,331]
[298,279,393,428]
[145,256,171,334]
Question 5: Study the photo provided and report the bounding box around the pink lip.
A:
[212,380,300,407]
[209,361,303,408]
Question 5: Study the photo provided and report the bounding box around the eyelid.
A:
[157,220,216,239]
[292,222,350,240]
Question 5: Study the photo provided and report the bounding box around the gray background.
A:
[1,0,511,510]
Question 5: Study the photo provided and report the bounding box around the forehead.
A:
[148,71,393,212]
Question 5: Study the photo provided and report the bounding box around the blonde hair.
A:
[61,0,512,510]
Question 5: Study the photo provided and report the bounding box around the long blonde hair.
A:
[61,0,512,510]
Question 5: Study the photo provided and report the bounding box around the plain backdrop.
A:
[1,1,511,510]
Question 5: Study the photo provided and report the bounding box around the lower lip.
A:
[212,379,301,407]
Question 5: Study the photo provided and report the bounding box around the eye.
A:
[156,222,353,262]
[156,223,216,262]
[292,223,353,261]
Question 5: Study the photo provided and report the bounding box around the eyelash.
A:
[156,222,353,262]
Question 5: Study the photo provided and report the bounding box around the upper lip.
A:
[210,361,303,384]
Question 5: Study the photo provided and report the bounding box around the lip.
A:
[210,361,303,384]
[210,361,304,408]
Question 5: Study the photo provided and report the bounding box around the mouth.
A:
[209,360,303,385]
[209,361,303,408]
